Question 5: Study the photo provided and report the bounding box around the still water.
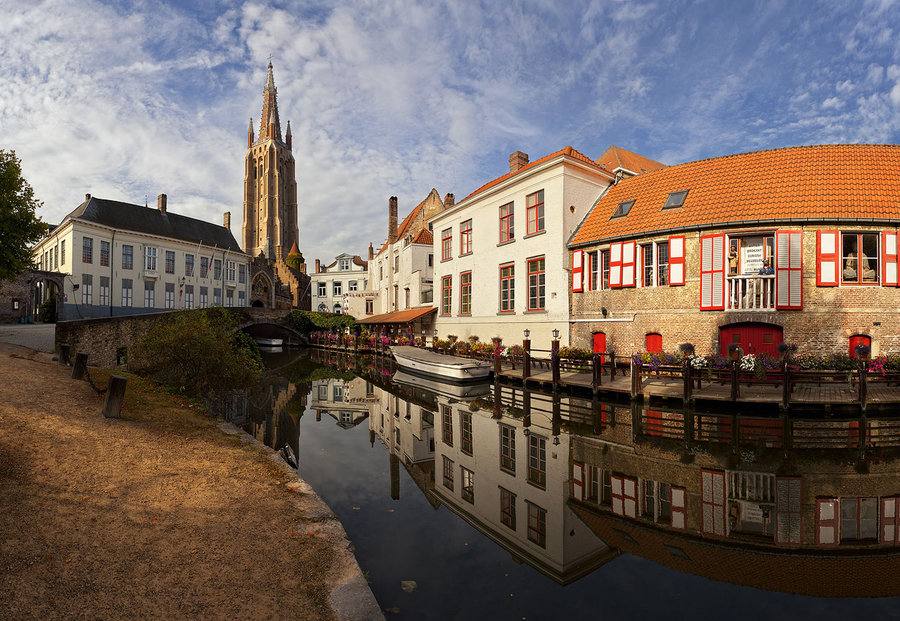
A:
[224,348,900,620]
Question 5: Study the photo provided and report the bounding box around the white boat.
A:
[391,346,492,382]
[254,337,284,347]
[392,370,492,399]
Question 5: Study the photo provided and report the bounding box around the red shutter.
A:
[621,241,636,287]
[882,231,898,286]
[609,242,622,288]
[881,497,899,545]
[816,230,839,287]
[700,234,725,310]
[571,250,584,292]
[701,469,726,536]
[816,498,839,546]
[669,235,685,286]
[623,476,637,518]
[776,230,803,309]
[572,461,585,500]
[586,252,593,291]
[611,475,625,516]
[670,486,686,530]
[775,477,802,545]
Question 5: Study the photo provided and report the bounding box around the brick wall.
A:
[0,273,32,323]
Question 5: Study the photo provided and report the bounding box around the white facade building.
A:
[31,194,251,320]
[311,253,368,316]
[429,147,662,350]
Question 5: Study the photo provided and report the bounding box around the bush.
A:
[558,346,592,360]
[38,296,56,323]
[133,309,263,397]
[286,310,355,334]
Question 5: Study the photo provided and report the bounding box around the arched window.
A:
[333,303,342,314]
[849,335,871,358]
[318,303,327,312]
[646,333,663,353]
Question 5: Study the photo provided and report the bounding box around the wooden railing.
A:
[727,274,775,311]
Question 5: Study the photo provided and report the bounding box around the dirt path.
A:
[0,342,381,620]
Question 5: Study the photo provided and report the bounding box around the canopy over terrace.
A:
[355,306,436,337]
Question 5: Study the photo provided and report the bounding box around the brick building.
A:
[568,144,900,358]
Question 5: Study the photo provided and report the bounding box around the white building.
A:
[429,147,662,350]
[31,194,251,320]
[311,253,368,316]
[310,377,376,428]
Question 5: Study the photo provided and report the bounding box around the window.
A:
[349,280,358,292]
[165,251,175,274]
[213,288,221,306]
[664,190,688,209]
[318,282,326,297]
[526,190,544,235]
[238,290,245,306]
[238,264,246,284]
[226,261,236,282]
[500,424,516,473]
[81,274,92,305]
[460,219,472,255]
[60,240,65,265]
[100,241,110,267]
[527,257,545,311]
[441,404,453,446]
[842,233,879,283]
[185,285,194,309]
[499,202,514,243]
[214,259,222,280]
[641,244,653,286]
[317,385,327,400]
[333,385,343,402]
[121,279,133,307]
[442,455,454,491]
[200,257,209,278]
[527,502,547,548]
[404,288,410,309]
[99,276,109,306]
[441,228,452,261]
[365,299,373,315]
[441,276,452,315]
[393,254,399,273]
[499,264,515,313]
[226,289,234,307]
[393,285,398,310]
[379,265,383,280]
[657,242,670,286]
[199,287,208,308]
[144,247,157,272]
[82,237,93,264]
[601,250,610,289]
[460,271,472,315]
[527,434,546,488]
[164,283,175,309]
[333,281,342,296]
[460,411,473,455]
[144,280,155,308]
[460,467,474,504]
[428,254,433,267]
[841,497,878,541]
[611,200,635,218]
[500,487,516,529]
[185,254,194,277]
[339,259,350,270]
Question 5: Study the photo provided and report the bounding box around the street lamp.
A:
[523,328,530,339]
[552,328,560,340]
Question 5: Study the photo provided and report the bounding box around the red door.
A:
[849,335,871,358]
[646,333,662,353]
[592,332,606,363]
[719,323,783,356]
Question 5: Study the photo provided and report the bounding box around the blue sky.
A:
[2,0,900,263]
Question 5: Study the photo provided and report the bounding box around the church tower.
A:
[242,62,299,260]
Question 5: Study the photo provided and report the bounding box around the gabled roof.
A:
[460,146,614,204]
[376,191,440,257]
[595,145,665,175]
[62,197,243,252]
[411,229,433,245]
[571,144,900,247]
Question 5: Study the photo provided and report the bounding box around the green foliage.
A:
[37,296,56,323]
[0,150,47,280]
[286,309,355,333]
[133,309,263,396]
[558,346,592,360]
[285,251,304,271]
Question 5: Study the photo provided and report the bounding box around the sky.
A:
[3,0,900,263]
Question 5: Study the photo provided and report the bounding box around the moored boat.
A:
[392,370,491,399]
[254,337,284,347]
[391,346,491,382]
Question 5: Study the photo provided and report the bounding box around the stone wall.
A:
[0,273,32,323]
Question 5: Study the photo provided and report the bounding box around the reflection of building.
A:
[311,254,368,315]
[311,377,375,428]
[569,144,900,357]
[566,402,900,596]
[431,385,614,584]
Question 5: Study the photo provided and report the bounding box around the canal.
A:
[223,348,900,620]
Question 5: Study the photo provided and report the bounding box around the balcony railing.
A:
[727,275,775,311]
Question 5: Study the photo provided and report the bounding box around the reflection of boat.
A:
[391,346,491,382]
[393,370,492,400]
[254,338,284,347]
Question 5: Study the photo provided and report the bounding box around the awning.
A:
[356,306,437,324]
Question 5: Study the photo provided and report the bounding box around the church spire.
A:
[285,120,292,150]
[257,61,282,143]
[247,117,254,147]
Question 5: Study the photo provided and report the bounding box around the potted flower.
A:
[679,343,695,359]
[728,343,743,361]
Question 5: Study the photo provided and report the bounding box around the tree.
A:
[0,150,46,280]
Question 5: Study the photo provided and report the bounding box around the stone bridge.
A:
[55,307,304,369]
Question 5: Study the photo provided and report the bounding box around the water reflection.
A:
[218,348,900,612]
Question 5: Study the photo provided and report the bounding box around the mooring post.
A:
[630,364,639,401]
[72,352,88,380]
[609,352,616,380]
[630,401,642,442]
[101,375,127,418]
[683,409,694,443]
[592,354,602,392]
[781,413,792,458]
[551,338,560,391]
[683,359,692,403]
[859,365,868,412]
[782,365,791,410]
[494,352,501,377]
[523,338,531,381]
[59,343,71,366]
[730,360,740,401]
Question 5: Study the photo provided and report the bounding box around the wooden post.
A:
[630,364,639,401]
[551,339,560,391]
[552,391,561,438]
[683,359,692,403]
[523,339,531,381]
[101,375,127,418]
[781,414,792,458]
[683,410,694,444]
[592,397,604,434]
[72,352,88,380]
[592,354,602,392]
[859,365,868,412]
[59,343,71,366]
[523,387,532,429]
[731,414,739,452]
[630,401,642,442]
[730,360,740,401]
[858,413,868,449]
[609,352,616,380]
[494,352,501,377]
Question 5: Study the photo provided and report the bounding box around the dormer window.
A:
[664,191,688,209]
[611,200,635,219]
[339,259,350,270]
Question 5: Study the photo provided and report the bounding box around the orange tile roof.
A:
[375,194,433,257]
[571,144,900,247]
[411,229,433,245]
[595,145,666,175]
[356,306,437,324]
[460,146,615,203]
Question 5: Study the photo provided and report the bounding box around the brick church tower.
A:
[242,62,299,260]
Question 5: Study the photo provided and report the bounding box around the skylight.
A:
[664,190,688,209]
[611,200,635,218]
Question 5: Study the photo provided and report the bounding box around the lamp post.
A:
[551,328,560,389]
[523,328,531,380]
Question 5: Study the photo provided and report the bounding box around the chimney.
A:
[444,193,455,208]
[388,196,398,244]
[315,259,321,273]
[509,151,529,173]
[223,211,231,230]
[84,193,91,202]
[157,193,167,214]
[368,242,374,260]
